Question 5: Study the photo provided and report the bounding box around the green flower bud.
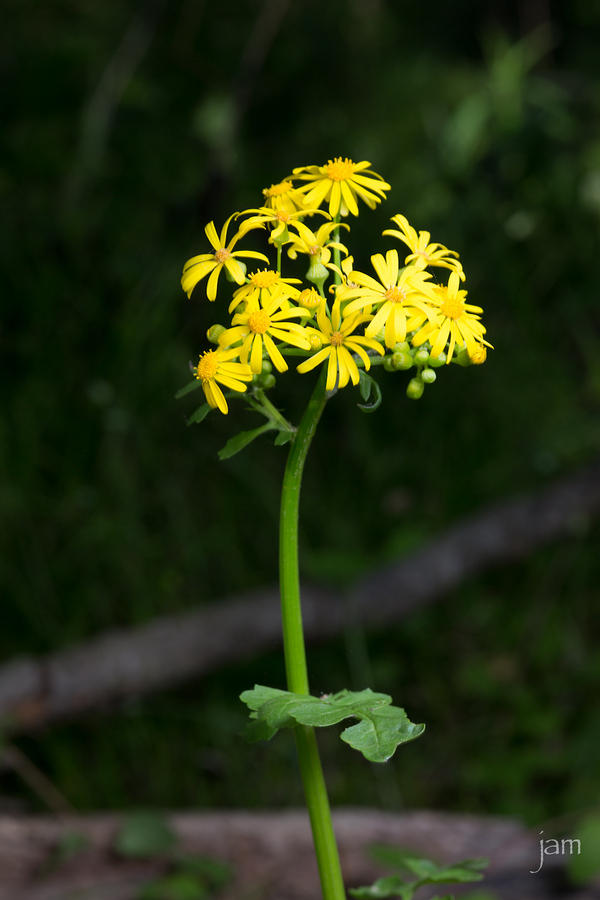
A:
[259,373,276,390]
[406,376,424,400]
[428,352,447,368]
[206,324,226,344]
[453,348,473,367]
[225,260,246,282]
[392,351,413,371]
[306,257,329,293]
[421,367,436,384]
[393,341,411,353]
[270,225,289,246]
[261,359,273,374]
[413,347,430,365]
[383,355,395,372]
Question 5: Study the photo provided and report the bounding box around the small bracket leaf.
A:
[175,379,203,400]
[357,370,382,413]
[240,686,425,763]
[218,424,274,460]
[187,402,211,425]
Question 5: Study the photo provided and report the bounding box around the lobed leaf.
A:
[240,686,425,763]
[350,854,488,899]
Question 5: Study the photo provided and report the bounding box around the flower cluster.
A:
[181,157,491,415]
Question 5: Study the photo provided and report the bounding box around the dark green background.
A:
[2,0,600,828]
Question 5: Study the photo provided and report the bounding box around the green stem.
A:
[333,213,342,285]
[277,243,282,275]
[253,387,295,432]
[279,370,346,900]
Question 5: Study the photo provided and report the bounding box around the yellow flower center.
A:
[330,331,344,346]
[309,244,321,256]
[384,286,406,303]
[250,269,279,288]
[298,288,321,309]
[214,248,231,262]
[263,181,293,197]
[323,157,356,182]
[440,296,464,319]
[247,309,271,334]
[196,351,219,380]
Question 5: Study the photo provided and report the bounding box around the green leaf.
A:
[350,854,488,898]
[114,812,177,859]
[240,686,425,763]
[357,370,382,413]
[187,403,211,425]
[568,814,600,884]
[218,424,273,460]
[175,379,203,399]
[138,872,208,900]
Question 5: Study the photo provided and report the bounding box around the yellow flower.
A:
[292,157,391,217]
[297,300,384,391]
[228,269,301,314]
[410,272,491,363]
[383,214,464,280]
[181,214,269,301]
[286,220,349,266]
[343,249,437,349]
[220,297,311,373]
[237,206,325,244]
[329,255,364,304]
[262,180,304,213]
[194,347,252,415]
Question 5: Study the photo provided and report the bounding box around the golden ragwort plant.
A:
[178,157,491,900]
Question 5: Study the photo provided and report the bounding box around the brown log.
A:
[0,808,586,900]
[1,460,599,732]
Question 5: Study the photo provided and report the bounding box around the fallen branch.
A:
[0,808,580,900]
[1,460,599,732]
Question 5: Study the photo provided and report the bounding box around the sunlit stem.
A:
[253,387,294,432]
[279,369,346,900]
[333,213,342,285]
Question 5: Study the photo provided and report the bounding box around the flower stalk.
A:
[278,369,345,900]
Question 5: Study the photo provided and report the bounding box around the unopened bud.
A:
[383,355,395,372]
[298,287,322,310]
[428,352,447,368]
[469,345,487,365]
[391,351,413,371]
[306,258,329,293]
[261,359,273,374]
[393,341,411,353]
[453,348,473,367]
[309,332,323,351]
[413,347,430,365]
[406,376,424,400]
[206,324,226,344]
[421,367,436,384]
[259,373,276,390]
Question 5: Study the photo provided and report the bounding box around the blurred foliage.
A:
[2,0,600,832]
